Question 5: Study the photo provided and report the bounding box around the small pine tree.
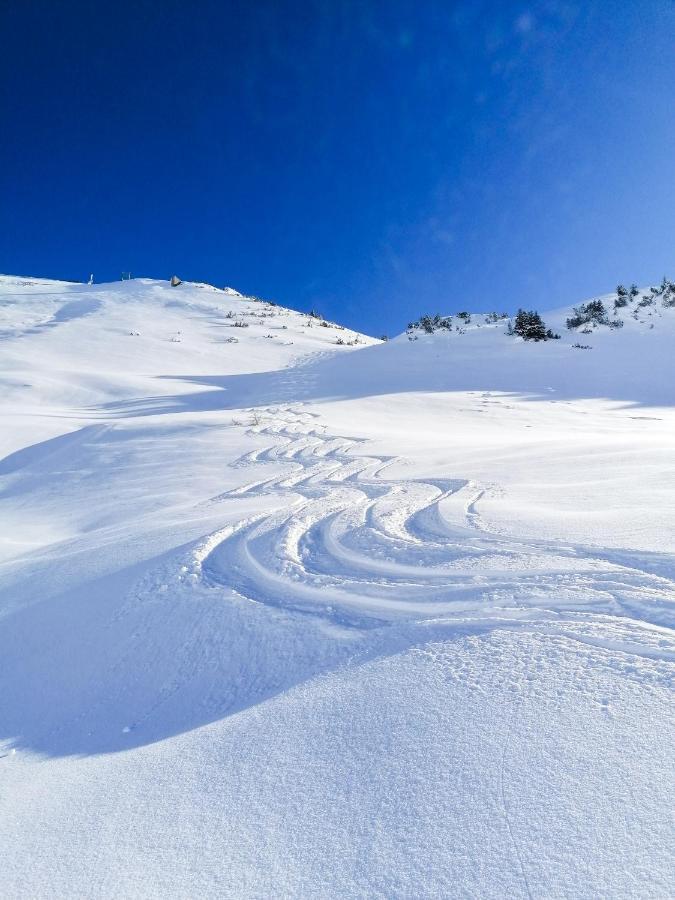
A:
[514,309,548,341]
[566,300,609,329]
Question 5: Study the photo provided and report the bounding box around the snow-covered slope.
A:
[1,275,673,898]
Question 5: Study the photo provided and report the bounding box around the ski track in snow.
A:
[194,404,675,647]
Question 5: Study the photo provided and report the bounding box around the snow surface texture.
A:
[0,275,673,898]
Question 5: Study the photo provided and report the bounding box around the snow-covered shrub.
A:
[660,278,675,307]
[644,277,675,304]
[566,300,610,329]
[408,314,452,334]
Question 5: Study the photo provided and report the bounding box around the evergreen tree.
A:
[513,309,549,341]
[566,300,609,329]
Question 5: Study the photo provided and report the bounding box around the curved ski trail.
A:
[195,406,675,639]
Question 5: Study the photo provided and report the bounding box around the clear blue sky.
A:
[1,1,673,335]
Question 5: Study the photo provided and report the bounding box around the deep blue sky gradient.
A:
[1,1,673,334]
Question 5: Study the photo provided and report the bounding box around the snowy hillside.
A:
[1,275,674,898]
